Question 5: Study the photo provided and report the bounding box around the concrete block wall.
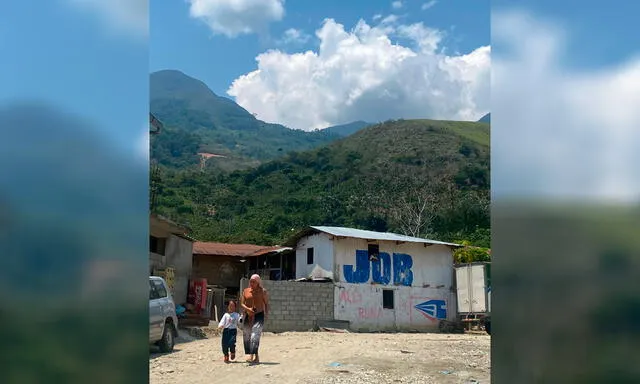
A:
[261,280,334,333]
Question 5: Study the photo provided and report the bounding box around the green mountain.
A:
[150,70,341,171]
[478,113,490,123]
[153,118,490,246]
[323,120,372,137]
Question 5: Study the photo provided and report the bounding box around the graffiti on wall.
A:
[338,286,363,304]
[343,250,414,286]
[415,299,447,321]
[358,307,382,319]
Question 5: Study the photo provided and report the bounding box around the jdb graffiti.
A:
[343,250,413,286]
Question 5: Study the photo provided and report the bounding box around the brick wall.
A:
[260,280,334,333]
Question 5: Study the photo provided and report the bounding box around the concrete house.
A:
[288,226,461,332]
[149,213,194,304]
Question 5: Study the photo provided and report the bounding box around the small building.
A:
[287,226,461,332]
[149,214,194,304]
[191,242,293,316]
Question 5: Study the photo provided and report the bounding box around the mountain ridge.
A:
[150,69,341,171]
[323,120,373,137]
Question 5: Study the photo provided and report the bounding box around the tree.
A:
[388,184,437,238]
[453,240,491,263]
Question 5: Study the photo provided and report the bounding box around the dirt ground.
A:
[150,330,490,384]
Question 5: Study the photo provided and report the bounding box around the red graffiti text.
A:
[358,307,382,319]
[339,289,363,304]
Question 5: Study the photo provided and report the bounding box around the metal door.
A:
[469,264,487,313]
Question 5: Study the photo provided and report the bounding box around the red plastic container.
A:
[188,278,208,313]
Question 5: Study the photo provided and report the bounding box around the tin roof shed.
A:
[285,226,462,248]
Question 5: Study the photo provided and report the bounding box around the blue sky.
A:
[493,0,640,71]
[151,0,489,97]
[0,0,147,155]
[491,2,640,202]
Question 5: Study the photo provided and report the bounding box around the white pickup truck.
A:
[149,276,179,352]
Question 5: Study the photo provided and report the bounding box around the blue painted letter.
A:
[343,250,370,283]
[371,252,391,285]
[392,253,413,286]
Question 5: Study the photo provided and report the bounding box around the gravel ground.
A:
[150,331,490,384]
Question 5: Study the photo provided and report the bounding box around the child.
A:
[217,300,240,363]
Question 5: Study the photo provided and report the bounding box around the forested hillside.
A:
[152,118,490,247]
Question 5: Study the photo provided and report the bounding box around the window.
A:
[152,279,168,298]
[149,280,159,301]
[382,289,394,309]
[307,247,314,265]
[368,244,379,261]
[269,269,282,281]
[150,236,166,255]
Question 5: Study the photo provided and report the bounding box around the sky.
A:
[491,1,640,202]
[0,0,148,161]
[492,0,640,71]
[1,0,637,202]
[150,0,490,130]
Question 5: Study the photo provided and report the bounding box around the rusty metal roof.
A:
[193,242,292,257]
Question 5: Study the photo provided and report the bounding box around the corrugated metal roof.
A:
[310,226,461,247]
[193,242,292,257]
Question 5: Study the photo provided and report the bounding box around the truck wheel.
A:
[484,319,491,335]
[158,320,175,353]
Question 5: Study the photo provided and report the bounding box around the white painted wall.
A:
[295,233,334,279]
[334,239,453,286]
[334,283,457,331]
[332,238,456,331]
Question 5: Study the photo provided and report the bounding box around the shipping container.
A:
[455,262,491,333]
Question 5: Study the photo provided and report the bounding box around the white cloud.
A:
[188,0,285,38]
[397,23,443,54]
[422,1,438,11]
[492,9,640,202]
[66,0,148,40]
[278,28,311,45]
[227,18,490,130]
[373,14,383,21]
[392,1,403,9]
[381,14,400,25]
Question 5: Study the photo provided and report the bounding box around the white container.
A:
[455,262,490,314]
